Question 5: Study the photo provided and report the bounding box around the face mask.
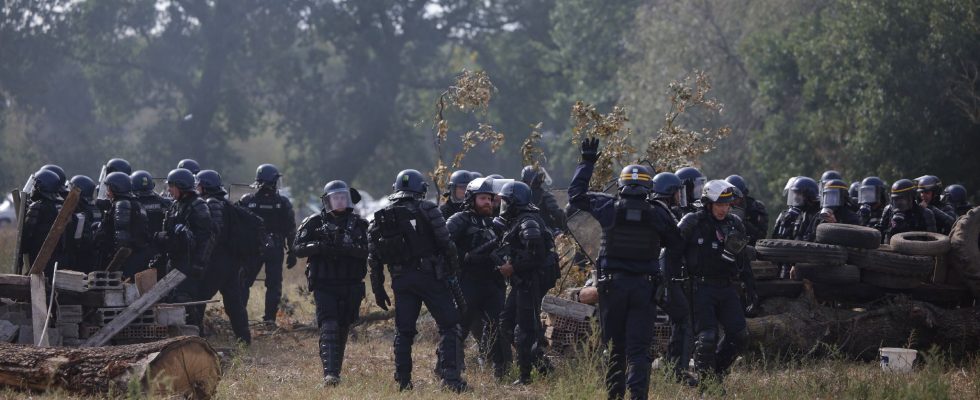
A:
[787,190,806,207]
[858,186,878,204]
[891,195,911,212]
[322,191,351,212]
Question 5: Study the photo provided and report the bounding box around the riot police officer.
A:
[916,175,957,234]
[96,158,133,213]
[817,179,860,226]
[96,172,150,279]
[195,170,251,345]
[178,159,202,175]
[21,169,65,276]
[876,179,937,241]
[649,171,698,387]
[239,164,296,324]
[771,177,821,242]
[440,169,472,220]
[848,182,862,212]
[294,180,368,386]
[725,175,768,245]
[521,165,567,234]
[668,180,755,384]
[857,177,889,227]
[944,184,973,216]
[494,181,556,386]
[65,175,101,272]
[446,177,508,379]
[132,170,172,264]
[568,138,683,398]
[676,167,706,216]
[156,168,213,333]
[105,158,133,175]
[39,164,68,197]
[367,169,466,392]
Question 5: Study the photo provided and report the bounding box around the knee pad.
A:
[696,329,718,351]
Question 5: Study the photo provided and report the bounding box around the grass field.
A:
[2,226,979,399]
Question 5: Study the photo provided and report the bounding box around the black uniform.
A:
[199,193,251,344]
[673,210,755,380]
[859,204,886,228]
[65,200,101,273]
[739,197,768,245]
[876,204,937,242]
[568,161,683,399]
[446,209,508,377]
[294,209,369,380]
[239,187,296,322]
[771,205,821,242]
[368,192,465,389]
[96,195,150,278]
[530,187,567,233]
[439,201,465,221]
[926,201,957,235]
[21,194,64,276]
[157,191,213,332]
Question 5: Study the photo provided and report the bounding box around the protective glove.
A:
[580,137,601,163]
[859,204,871,219]
[373,285,391,311]
[891,211,906,227]
[286,253,298,269]
[744,290,760,317]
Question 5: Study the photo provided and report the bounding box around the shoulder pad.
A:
[191,198,209,212]
[279,194,293,206]
[419,199,439,211]
[519,217,542,241]
[678,211,701,233]
[115,199,132,211]
[298,213,321,230]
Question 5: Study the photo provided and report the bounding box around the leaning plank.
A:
[29,274,49,347]
[82,269,187,347]
[0,336,220,399]
[10,189,25,275]
[541,294,595,321]
[27,188,80,275]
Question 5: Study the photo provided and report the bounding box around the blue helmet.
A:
[69,175,97,201]
[944,184,967,205]
[725,175,749,197]
[255,164,281,187]
[178,159,201,175]
[392,169,428,194]
[618,164,653,197]
[103,172,133,196]
[130,170,155,193]
[195,170,224,195]
[166,168,196,192]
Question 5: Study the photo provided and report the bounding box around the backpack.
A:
[225,201,268,264]
[373,202,435,265]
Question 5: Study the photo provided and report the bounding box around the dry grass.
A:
[2,231,980,399]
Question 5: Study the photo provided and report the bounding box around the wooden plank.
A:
[134,269,157,295]
[11,190,25,275]
[541,294,595,321]
[82,269,186,347]
[27,188,81,275]
[30,273,49,346]
[103,247,132,272]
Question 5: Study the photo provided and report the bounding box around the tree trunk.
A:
[746,281,980,360]
[0,336,220,399]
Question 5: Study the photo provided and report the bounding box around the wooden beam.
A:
[82,269,187,347]
[103,247,132,272]
[30,273,49,346]
[27,188,81,275]
[11,190,25,275]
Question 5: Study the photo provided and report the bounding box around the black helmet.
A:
[498,181,532,216]
[447,170,473,203]
[392,169,428,194]
[787,177,819,207]
[321,180,353,212]
[652,172,686,206]
[106,158,132,175]
[701,180,738,205]
[820,170,843,183]
[944,184,967,205]
[859,176,888,205]
[890,179,917,211]
[520,165,551,188]
[195,170,224,195]
[178,159,201,175]
[618,164,653,197]
[675,166,706,204]
[130,170,155,193]
[39,164,67,188]
[33,169,62,196]
[849,181,861,200]
[724,175,749,196]
[916,175,942,194]
[821,179,850,208]
[464,177,496,202]
[69,175,97,201]
[166,168,196,192]
[104,172,133,196]
[255,164,281,187]
[469,171,483,180]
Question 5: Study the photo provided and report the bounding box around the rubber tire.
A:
[751,260,779,281]
[948,206,980,300]
[794,263,860,284]
[815,223,881,249]
[890,231,951,256]
[811,282,887,304]
[905,283,973,306]
[755,280,804,299]
[853,250,934,278]
[861,270,924,289]
[755,239,848,265]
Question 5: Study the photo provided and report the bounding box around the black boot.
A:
[319,320,342,384]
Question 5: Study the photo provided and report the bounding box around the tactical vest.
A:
[243,191,290,235]
[686,213,738,279]
[373,201,436,265]
[138,195,168,234]
[309,213,368,283]
[599,197,661,261]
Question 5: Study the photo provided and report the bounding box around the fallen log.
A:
[746,281,980,360]
[0,336,220,399]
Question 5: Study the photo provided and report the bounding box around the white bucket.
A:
[879,347,917,372]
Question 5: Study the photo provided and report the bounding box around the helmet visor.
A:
[322,191,352,212]
[821,190,842,208]
[676,189,688,208]
[787,190,806,207]
[450,184,466,203]
[858,186,878,204]
[891,195,912,212]
[692,177,707,200]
